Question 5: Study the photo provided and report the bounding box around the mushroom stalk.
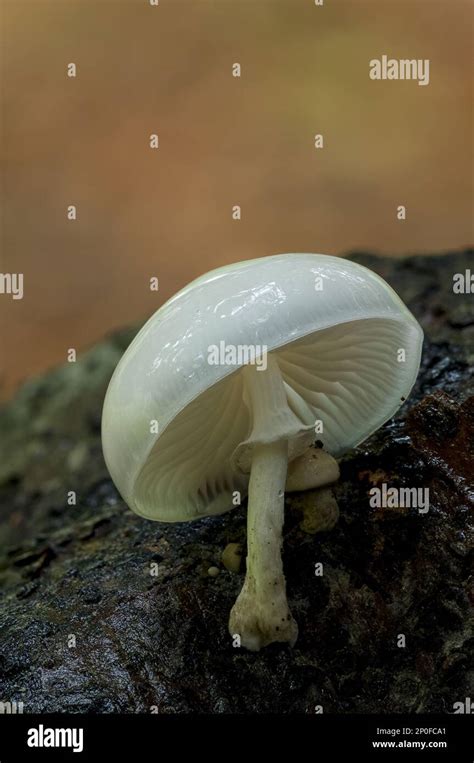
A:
[229,356,300,650]
[229,438,297,651]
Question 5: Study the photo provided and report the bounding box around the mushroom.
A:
[102,253,423,650]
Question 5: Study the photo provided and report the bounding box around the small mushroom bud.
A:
[222,543,242,573]
[286,449,340,492]
[297,487,340,535]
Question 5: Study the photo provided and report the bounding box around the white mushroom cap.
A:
[101,253,423,521]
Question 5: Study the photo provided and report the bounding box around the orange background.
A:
[1,0,472,400]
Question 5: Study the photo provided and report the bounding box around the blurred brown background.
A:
[1,0,472,401]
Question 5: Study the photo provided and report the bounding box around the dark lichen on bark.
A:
[0,251,472,713]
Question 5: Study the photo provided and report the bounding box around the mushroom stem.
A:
[229,438,298,651]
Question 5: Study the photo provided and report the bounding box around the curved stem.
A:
[229,439,298,651]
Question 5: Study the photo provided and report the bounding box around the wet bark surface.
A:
[0,251,472,713]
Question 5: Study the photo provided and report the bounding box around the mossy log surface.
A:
[0,252,472,713]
